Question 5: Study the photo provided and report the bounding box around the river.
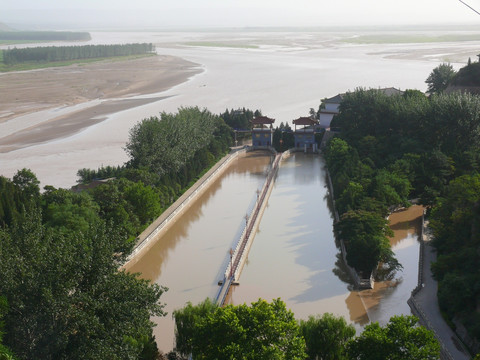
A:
[2,29,479,188]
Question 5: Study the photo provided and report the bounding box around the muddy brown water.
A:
[125,151,274,351]
[227,153,423,333]
[126,152,423,351]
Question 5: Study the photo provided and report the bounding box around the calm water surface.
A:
[228,153,423,333]
[125,152,273,351]
[129,151,423,352]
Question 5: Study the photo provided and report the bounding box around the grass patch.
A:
[343,34,480,44]
[0,53,155,73]
[183,41,258,49]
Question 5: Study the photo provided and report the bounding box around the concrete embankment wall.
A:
[216,148,281,305]
[232,151,282,281]
[124,147,248,267]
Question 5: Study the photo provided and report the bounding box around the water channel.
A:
[125,151,274,351]
[228,153,423,332]
[126,151,423,352]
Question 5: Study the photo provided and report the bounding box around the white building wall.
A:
[325,103,340,112]
[319,113,334,128]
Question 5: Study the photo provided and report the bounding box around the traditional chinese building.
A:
[293,116,319,152]
[251,116,275,147]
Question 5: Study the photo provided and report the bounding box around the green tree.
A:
[0,209,166,359]
[175,298,306,360]
[125,107,219,176]
[42,187,101,236]
[0,297,15,360]
[298,313,355,360]
[12,168,40,199]
[425,63,456,94]
[336,210,397,275]
[173,298,218,356]
[347,315,440,360]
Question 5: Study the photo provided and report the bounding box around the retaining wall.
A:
[216,148,281,305]
[124,147,248,267]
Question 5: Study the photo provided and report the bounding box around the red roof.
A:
[252,116,275,125]
[293,117,318,126]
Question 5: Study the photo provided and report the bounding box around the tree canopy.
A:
[173,299,439,360]
[425,63,457,94]
[299,313,355,360]
[0,171,167,359]
[347,315,440,360]
[173,298,307,360]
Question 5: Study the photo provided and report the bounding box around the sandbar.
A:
[0,55,202,151]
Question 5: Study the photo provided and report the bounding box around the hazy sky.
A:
[1,0,479,29]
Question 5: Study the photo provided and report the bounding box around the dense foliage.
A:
[173,299,438,360]
[272,122,295,152]
[75,107,232,241]
[173,298,307,360]
[347,315,440,360]
[326,84,480,347]
[0,297,15,360]
[2,43,154,65]
[220,108,260,130]
[299,313,355,360]
[429,174,480,339]
[425,63,457,94]
[0,31,91,41]
[125,107,230,175]
[451,61,480,87]
[0,170,166,359]
[0,107,233,358]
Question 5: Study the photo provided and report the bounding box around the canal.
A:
[126,151,423,351]
[228,153,423,332]
[125,151,274,351]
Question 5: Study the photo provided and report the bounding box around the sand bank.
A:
[0,55,201,151]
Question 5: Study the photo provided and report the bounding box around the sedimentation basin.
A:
[126,151,422,352]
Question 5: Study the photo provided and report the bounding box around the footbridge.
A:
[216,151,283,306]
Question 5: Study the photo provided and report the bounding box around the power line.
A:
[459,0,480,16]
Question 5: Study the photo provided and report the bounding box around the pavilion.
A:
[251,116,275,147]
[293,116,319,152]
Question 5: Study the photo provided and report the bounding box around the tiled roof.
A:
[252,116,275,124]
[293,117,318,126]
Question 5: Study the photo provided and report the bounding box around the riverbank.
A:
[0,53,203,188]
[0,55,201,152]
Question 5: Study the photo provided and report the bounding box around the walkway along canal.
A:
[216,151,281,305]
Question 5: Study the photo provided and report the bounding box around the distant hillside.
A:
[446,61,480,95]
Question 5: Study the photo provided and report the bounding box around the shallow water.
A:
[2,30,479,188]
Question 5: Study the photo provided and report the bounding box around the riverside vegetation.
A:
[0,107,232,359]
[1,55,480,358]
[324,58,480,355]
[0,42,155,72]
